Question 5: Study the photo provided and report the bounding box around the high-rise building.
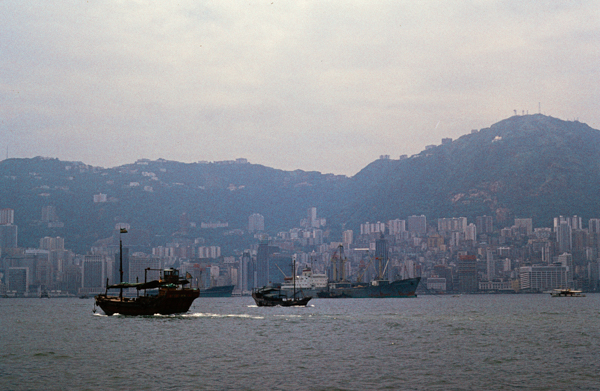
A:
[256,241,278,287]
[514,218,533,235]
[7,267,29,295]
[475,215,493,235]
[519,264,567,291]
[239,251,252,293]
[308,207,318,228]
[41,206,59,222]
[407,215,427,235]
[438,217,467,233]
[82,256,105,289]
[375,234,389,279]
[465,223,477,242]
[248,213,265,233]
[556,221,572,254]
[387,219,406,235]
[458,254,478,292]
[557,253,574,288]
[342,230,353,246]
[486,249,496,280]
[0,208,14,225]
[0,224,18,249]
[40,236,65,251]
[360,222,385,235]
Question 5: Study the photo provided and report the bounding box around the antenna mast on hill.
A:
[539,102,541,114]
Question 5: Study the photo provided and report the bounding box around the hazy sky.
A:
[1,1,598,175]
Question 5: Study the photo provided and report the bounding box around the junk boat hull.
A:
[252,287,312,307]
[317,277,421,298]
[95,267,199,316]
[95,289,199,316]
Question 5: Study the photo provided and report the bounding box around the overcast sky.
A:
[1,1,598,176]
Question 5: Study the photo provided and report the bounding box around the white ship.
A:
[280,267,328,296]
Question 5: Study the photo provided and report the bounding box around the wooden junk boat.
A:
[95,268,200,316]
[94,228,199,316]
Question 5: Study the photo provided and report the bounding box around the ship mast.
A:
[118,227,127,300]
[293,256,296,299]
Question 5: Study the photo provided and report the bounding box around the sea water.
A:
[1,294,600,390]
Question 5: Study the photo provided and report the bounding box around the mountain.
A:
[2,114,600,253]
[337,114,600,228]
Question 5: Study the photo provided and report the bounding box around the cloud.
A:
[1,1,598,175]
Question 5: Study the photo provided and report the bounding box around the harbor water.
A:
[2,294,600,390]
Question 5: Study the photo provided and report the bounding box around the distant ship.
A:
[317,243,420,298]
[280,267,328,297]
[317,277,421,298]
[550,288,585,297]
[200,285,235,297]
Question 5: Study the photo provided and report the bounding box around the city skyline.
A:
[2,1,599,175]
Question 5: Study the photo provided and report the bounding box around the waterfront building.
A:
[7,267,29,295]
[426,277,446,292]
[458,254,478,292]
[519,264,567,291]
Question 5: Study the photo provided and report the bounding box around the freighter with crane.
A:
[317,237,420,298]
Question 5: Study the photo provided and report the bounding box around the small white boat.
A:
[550,288,585,297]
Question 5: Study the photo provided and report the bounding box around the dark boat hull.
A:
[95,289,199,316]
[317,277,421,298]
[200,285,235,297]
[252,288,312,307]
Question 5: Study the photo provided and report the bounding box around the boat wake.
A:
[184,312,264,320]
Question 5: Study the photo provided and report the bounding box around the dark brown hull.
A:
[95,289,199,316]
[252,288,311,307]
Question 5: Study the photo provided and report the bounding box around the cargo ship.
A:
[280,267,328,297]
[317,277,420,298]
[317,242,420,298]
[200,284,235,297]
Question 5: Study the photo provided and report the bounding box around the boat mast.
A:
[293,256,296,299]
[119,227,127,300]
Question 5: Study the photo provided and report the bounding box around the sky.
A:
[1,1,598,176]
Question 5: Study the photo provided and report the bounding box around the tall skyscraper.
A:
[256,241,278,287]
[458,254,478,292]
[556,221,572,254]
